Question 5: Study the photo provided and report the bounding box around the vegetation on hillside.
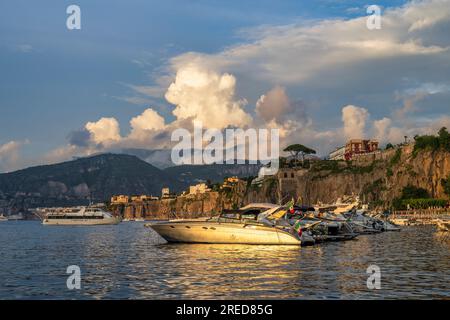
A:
[413,127,450,156]
[441,175,450,198]
[392,185,447,210]
[283,144,316,165]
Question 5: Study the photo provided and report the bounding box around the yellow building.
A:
[131,195,159,202]
[111,195,129,204]
[189,183,211,195]
[221,176,240,189]
[225,176,239,183]
[161,187,171,199]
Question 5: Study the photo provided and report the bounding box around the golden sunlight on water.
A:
[0,221,449,299]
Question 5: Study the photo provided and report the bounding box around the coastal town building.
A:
[131,195,159,202]
[345,139,378,160]
[161,187,177,199]
[110,195,129,204]
[329,146,346,160]
[189,183,211,195]
[329,139,379,161]
[220,176,240,189]
[161,187,170,198]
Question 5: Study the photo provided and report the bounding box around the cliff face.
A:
[111,181,248,219]
[245,145,450,206]
[109,146,450,217]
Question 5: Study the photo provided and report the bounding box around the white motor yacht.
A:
[146,203,315,245]
[42,206,120,226]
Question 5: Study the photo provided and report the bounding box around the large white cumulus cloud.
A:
[39,0,450,165]
[85,117,121,146]
[165,64,251,129]
[342,105,369,140]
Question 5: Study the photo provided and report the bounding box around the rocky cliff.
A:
[245,145,450,207]
[104,146,450,218]
[111,181,248,219]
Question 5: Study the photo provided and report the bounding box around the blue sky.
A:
[1,0,449,172]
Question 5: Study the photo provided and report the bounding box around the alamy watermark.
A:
[66,265,81,290]
[366,5,382,30]
[366,264,381,289]
[171,121,280,176]
[66,5,81,30]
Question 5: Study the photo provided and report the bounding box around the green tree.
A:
[401,185,430,199]
[441,176,450,197]
[283,144,316,166]
[438,127,450,151]
[385,143,394,149]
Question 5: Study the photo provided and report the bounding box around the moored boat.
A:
[146,204,314,245]
[42,206,120,226]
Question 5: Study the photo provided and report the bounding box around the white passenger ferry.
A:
[42,206,120,226]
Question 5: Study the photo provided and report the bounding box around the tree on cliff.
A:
[283,144,316,166]
[441,176,450,198]
[438,127,450,151]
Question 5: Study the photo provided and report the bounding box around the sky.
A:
[1,0,449,172]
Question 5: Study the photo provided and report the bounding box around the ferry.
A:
[42,206,120,226]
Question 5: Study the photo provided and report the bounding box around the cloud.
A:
[396,82,450,118]
[14,44,33,53]
[31,0,450,167]
[165,63,252,129]
[168,0,449,87]
[342,105,369,139]
[0,140,28,172]
[129,108,167,140]
[373,117,392,143]
[256,86,291,123]
[67,129,92,147]
[85,117,121,146]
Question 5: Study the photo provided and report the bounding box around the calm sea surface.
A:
[0,221,449,299]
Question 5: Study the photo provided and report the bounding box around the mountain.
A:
[0,153,261,211]
[0,154,183,208]
[116,148,174,169]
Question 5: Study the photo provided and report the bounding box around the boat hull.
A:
[42,217,120,226]
[147,221,302,245]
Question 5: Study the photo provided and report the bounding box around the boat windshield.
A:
[218,208,265,221]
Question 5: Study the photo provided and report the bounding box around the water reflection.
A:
[0,222,449,299]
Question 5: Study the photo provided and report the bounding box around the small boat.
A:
[146,204,314,245]
[135,217,145,222]
[0,214,8,222]
[287,209,358,242]
[42,206,120,226]
[389,218,410,226]
[7,213,24,221]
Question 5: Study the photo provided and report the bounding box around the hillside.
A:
[245,144,450,207]
[0,154,183,209]
[163,162,260,185]
[0,153,261,212]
